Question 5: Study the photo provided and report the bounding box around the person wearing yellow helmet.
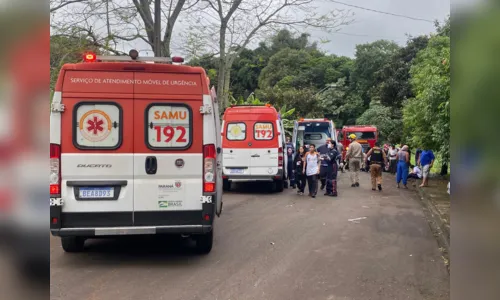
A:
[345,133,363,187]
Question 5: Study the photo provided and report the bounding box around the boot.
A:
[332,180,338,196]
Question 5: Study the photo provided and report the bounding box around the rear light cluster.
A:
[50,144,61,196]
[278,147,283,167]
[203,144,216,193]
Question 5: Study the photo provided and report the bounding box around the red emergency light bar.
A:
[83,52,97,62]
[82,49,184,64]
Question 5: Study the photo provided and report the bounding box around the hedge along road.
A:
[50,172,449,300]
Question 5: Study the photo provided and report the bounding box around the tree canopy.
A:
[49,5,450,166]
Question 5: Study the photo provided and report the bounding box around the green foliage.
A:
[317,78,364,127]
[350,40,401,105]
[256,87,318,119]
[376,35,430,108]
[50,35,101,91]
[403,35,450,162]
[227,92,295,136]
[356,103,403,144]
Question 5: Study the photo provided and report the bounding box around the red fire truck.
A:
[338,125,378,160]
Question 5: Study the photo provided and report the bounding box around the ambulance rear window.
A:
[254,122,274,140]
[146,103,192,150]
[226,122,246,141]
[73,102,122,150]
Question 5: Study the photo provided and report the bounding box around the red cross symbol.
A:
[86,116,104,135]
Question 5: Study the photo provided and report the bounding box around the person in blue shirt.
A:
[418,149,435,187]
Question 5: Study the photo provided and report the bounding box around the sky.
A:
[51,0,451,59]
[308,0,450,57]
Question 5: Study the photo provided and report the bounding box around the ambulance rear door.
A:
[59,71,135,228]
[132,72,204,226]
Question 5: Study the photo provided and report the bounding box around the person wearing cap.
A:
[365,142,387,191]
[345,133,363,187]
[317,137,333,191]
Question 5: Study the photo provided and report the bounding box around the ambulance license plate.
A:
[79,187,114,199]
[230,169,244,174]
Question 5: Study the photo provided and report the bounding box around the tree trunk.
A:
[217,22,228,110]
[162,35,171,57]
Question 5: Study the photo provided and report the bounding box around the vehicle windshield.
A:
[300,122,330,135]
[348,131,376,140]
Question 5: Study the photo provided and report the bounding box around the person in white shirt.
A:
[408,164,422,179]
[388,145,398,174]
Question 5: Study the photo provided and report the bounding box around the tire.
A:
[274,179,284,193]
[223,179,231,191]
[61,236,85,253]
[194,230,213,254]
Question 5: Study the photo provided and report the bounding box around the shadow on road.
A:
[228,181,286,194]
[57,236,210,267]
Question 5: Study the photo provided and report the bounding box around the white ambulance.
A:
[221,104,288,192]
[49,51,223,254]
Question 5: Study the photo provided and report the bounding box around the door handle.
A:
[145,156,157,175]
[251,154,260,158]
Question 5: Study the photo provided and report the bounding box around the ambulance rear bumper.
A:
[50,203,216,237]
[224,169,283,182]
[51,224,212,237]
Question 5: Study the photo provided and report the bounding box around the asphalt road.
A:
[50,172,449,300]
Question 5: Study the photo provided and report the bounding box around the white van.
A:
[49,51,223,254]
[221,104,288,192]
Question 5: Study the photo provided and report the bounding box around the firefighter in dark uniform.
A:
[324,140,340,197]
[365,142,388,191]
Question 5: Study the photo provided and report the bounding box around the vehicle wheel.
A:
[274,179,284,193]
[194,230,213,254]
[61,236,85,253]
[223,179,231,191]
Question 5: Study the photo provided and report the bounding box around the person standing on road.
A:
[418,148,435,188]
[294,146,307,195]
[285,137,295,188]
[303,144,320,198]
[396,145,410,189]
[388,145,398,174]
[365,142,387,191]
[317,138,332,191]
[325,140,340,197]
[336,141,344,173]
[345,134,363,187]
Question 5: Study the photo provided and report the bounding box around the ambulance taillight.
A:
[278,147,283,167]
[50,144,61,196]
[203,144,216,193]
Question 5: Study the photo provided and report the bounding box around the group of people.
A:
[286,137,340,198]
[286,135,436,196]
[380,144,436,188]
